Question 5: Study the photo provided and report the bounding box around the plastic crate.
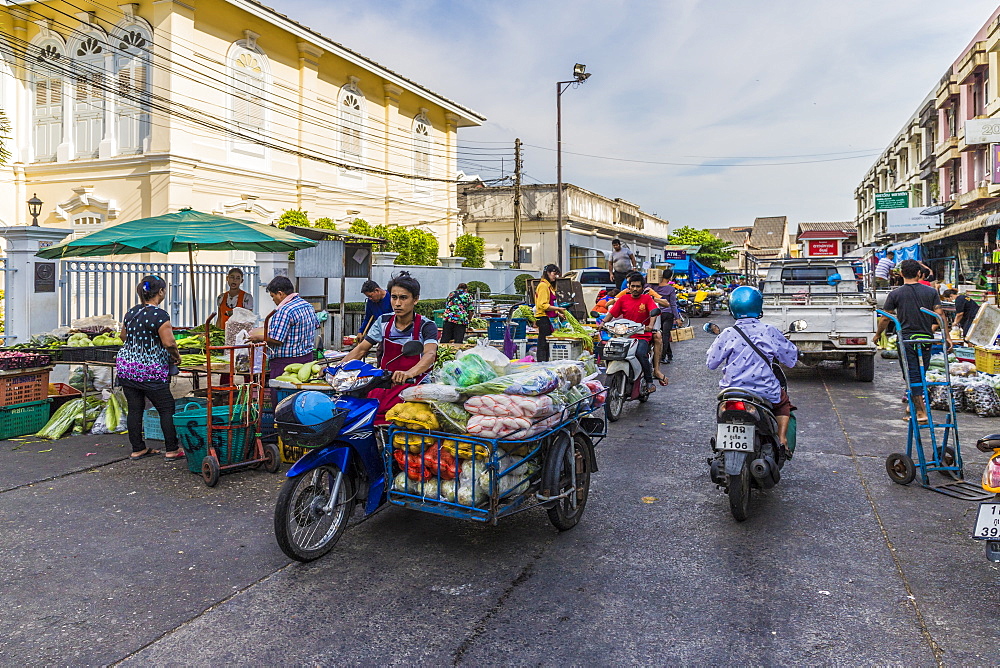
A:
[488,339,528,360]
[0,369,50,407]
[433,309,446,328]
[0,351,52,370]
[488,318,528,340]
[954,346,975,363]
[144,397,208,441]
[90,346,121,363]
[0,399,53,439]
[173,402,254,473]
[279,436,308,464]
[59,347,90,362]
[549,339,583,361]
[47,383,82,413]
[976,347,1000,374]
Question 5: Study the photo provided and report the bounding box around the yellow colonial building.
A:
[0,0,484,252]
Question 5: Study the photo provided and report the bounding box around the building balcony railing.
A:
[954,186,992,209]
[935,137,960,168]
[936,82,960,108]
[958,42,988,84]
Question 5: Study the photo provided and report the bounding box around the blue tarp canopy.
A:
[664,258,689,274]
[690,259,718,280]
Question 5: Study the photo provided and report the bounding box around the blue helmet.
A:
[729,286,763,319]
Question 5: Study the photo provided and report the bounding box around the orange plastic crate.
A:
[0,370,51,407]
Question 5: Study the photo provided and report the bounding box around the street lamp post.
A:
[27,194,42,227]
[556,63,592,271]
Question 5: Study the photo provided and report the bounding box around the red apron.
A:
[368,314,427,424]
[216,290,246,329]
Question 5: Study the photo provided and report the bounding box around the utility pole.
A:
[513,137,522,269]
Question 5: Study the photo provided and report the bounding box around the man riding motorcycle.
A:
[706,286,798,452]
[608,272,660,392]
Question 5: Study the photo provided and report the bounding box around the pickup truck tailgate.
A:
[761,305,875,337]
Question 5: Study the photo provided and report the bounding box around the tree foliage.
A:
[466,280,491,297]
[665,226,737,270]
[348,220,438,266]
[514,273,534,296]
[454,234,485,268]
[275,208,309,229]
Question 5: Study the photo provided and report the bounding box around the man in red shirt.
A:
[609,272,660,390]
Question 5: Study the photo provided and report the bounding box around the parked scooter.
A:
[704,319,806,521]
[602,317,656,422]
[972,434,1000,562]
[272,340,423,561]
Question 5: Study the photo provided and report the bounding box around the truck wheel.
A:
[854,353,875,382]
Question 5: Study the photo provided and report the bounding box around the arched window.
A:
[412,114,431,178]
[70,31,107,159]
[339,82,364,163]
[229,43,268,158]
[32,39,65,162]
[112,23,151,155]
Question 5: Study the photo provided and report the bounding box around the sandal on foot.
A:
[164,451,186,461]
[130,449,161,461]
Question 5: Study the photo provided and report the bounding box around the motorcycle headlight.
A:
[613,323,628,336]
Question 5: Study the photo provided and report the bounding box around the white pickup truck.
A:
[759,259,878,382]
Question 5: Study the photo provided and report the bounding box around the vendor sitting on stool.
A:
[341,271,439,423]
[251,276,320,401]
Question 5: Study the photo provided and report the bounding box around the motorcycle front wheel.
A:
[274,464,356,562]
[727,463,752,522]
[605,371,626,422]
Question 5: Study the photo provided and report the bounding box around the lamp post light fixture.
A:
[556,63,592,270]
[27,194,42,227]
[449,242,455,256]
[498,246,504,261]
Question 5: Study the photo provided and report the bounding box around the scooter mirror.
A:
[976,434,1000,452]
[401,340,424,357]
[790,320,808,332]
[703,322,721,335]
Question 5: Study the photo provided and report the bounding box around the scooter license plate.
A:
[716,424,754,452]
[972,502,1000,540]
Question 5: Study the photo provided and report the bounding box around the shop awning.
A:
[664,257,689,273]
[921,213,1000,243]
[691,259,718,279]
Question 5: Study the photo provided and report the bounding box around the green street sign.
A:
[875,191,910,211]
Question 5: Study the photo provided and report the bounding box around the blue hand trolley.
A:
[878,307,992,500]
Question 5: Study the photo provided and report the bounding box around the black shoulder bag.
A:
[732,325,787,390]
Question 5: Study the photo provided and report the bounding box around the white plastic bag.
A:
[458,340,510,376]
[400,383,461,403]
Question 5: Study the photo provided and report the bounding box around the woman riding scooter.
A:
[340,271,438,423]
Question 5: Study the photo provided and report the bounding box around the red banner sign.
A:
[808,240,839,256]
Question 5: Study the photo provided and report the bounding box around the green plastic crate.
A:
[433,309,445,328]
[0,399,53,440]
[172,402,254,473]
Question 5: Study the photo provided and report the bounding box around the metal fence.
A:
[60,261,259,328]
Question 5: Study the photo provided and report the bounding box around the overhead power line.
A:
[522,143,881,167]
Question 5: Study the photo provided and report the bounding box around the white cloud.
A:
[269,0,1000,228]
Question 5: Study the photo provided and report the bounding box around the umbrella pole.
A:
[188,245,199,326]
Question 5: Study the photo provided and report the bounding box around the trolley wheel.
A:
[605,372,626,422]
[940,446,961,481]
[262,442,281,474]
[885,452,916,485]
[274,465,355,562]
[543,432,593,531]
[201,455,220,487]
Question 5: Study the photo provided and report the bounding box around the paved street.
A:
[2,320,999,665]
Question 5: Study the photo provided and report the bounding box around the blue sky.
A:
[270,0,1000,230]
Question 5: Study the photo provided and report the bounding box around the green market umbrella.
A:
[37,209,316,323]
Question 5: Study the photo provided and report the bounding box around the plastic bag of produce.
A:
[429,401,471,434]
[983,451,1000,493]
[400,383,461,403]
[966,382,1000,418]
[68,366,95,392]
[463,367,562,397]
[393,449,432,480]
[466,413,561,439]
[456,459,488,506]
[583,379,606,407]
[508,361,583,387]
[464,394,560,420]
[72,396,105,434]
[392,431,437,453]
[438,479,458,502]
[949,362,978,377]
[457,340,510,376]
[386,402,439,430]
[436,353,497,388]
[928,385,950,411]
[440,437,490,460]
[425,444,457,480]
